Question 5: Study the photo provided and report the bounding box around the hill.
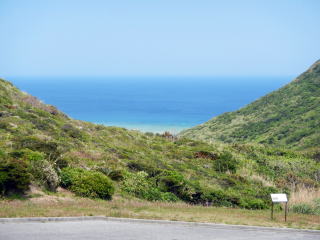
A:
[179,60,320,150]
[0,78,319,210]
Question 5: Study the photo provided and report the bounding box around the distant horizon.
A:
[9,75,292,133]
[3,74,296,81]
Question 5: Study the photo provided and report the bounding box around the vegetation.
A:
[0,65,319,217]
[291,200,320,215]
[0,190,319,230]
[289,188,320,215]
[60,167,114,200]
[0,158,30,195]
[121,171,178,202]
[180,60,320,151]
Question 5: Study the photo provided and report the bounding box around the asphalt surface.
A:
[0,218,319,240]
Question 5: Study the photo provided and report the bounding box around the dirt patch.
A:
[28,186,75,204]
[30,195,75,204]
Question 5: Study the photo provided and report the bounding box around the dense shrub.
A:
[121,171,150,199]
[29,158,59,191]
[0,158,31,195]
[156,171,193,201]
[0,149,6,159]
[10,149,59,191]
[291,203,314,214]
[214,151,238,173]
[0,122,10,130]
[313,198,320,215]
[127,161,161,177]
[239,197,268,209]
[55,157,69,169]
[62,124,88,141]
[121,171,178,202]
[16,137,63,161]
[108,169,125,181]
[291,199,320,215]
[96,167,125,181]
[60,167,114,200]
[196,189,241,207]
[200,189,227,205]
[196,185,271,209]
[160,192,179,202]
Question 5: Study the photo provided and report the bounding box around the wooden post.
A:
[285,202,288,222]
[271,202,274,220]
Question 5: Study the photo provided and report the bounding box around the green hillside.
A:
[0,78,319,210]
[180,60,320,150]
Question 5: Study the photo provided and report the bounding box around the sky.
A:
[0,0,319,78]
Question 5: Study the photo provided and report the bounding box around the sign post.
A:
[285,201,288,222]
[270,194,288,222]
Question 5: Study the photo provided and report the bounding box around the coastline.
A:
[95,122,191,134]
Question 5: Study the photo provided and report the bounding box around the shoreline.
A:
[95,122,191,134]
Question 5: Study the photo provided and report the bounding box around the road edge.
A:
[0,216,319,233]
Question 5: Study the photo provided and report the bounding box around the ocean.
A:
[10,77,292,133]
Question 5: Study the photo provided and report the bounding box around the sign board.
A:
[270,194,287,203]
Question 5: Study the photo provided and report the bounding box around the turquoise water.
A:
[10,77,292,133]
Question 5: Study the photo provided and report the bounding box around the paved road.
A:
[0,218,319,240]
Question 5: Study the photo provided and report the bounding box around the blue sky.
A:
[0,0,319,78]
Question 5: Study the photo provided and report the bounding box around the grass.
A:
[290,187,320,205]
[179,59,320,150]
[1,77,320,210]
[1,77,319,230]
[0,191,319,230]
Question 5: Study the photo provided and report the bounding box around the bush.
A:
[156,171,193,201]
[239,197,268,209]
[29,158,59,191]
[0,158,31,195]
[121,171,178,202]
[60,167,115,200]
[127,161,161,177]
[108,169,125,181]
[55,157,69,169]
[121,171,156,200]
[205,189,241,207]
[161,192,179,202]
[291,203,314,214]
[95,167,125,181]
[16,137,63,161]
[0,149,6,159]
[313,198,320,215]
[214,151,238,173]
[61,124,88,140]
[10,149,59,191]
[290,199,320,215]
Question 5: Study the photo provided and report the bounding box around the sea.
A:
[10,76,292,134]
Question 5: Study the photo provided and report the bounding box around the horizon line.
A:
[2,75,295,80]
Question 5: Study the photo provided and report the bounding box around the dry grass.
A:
[0,191,319,230]
[289,187,320,205]
[245,173,275,188]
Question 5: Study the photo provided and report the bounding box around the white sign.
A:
[271,194,288,203]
